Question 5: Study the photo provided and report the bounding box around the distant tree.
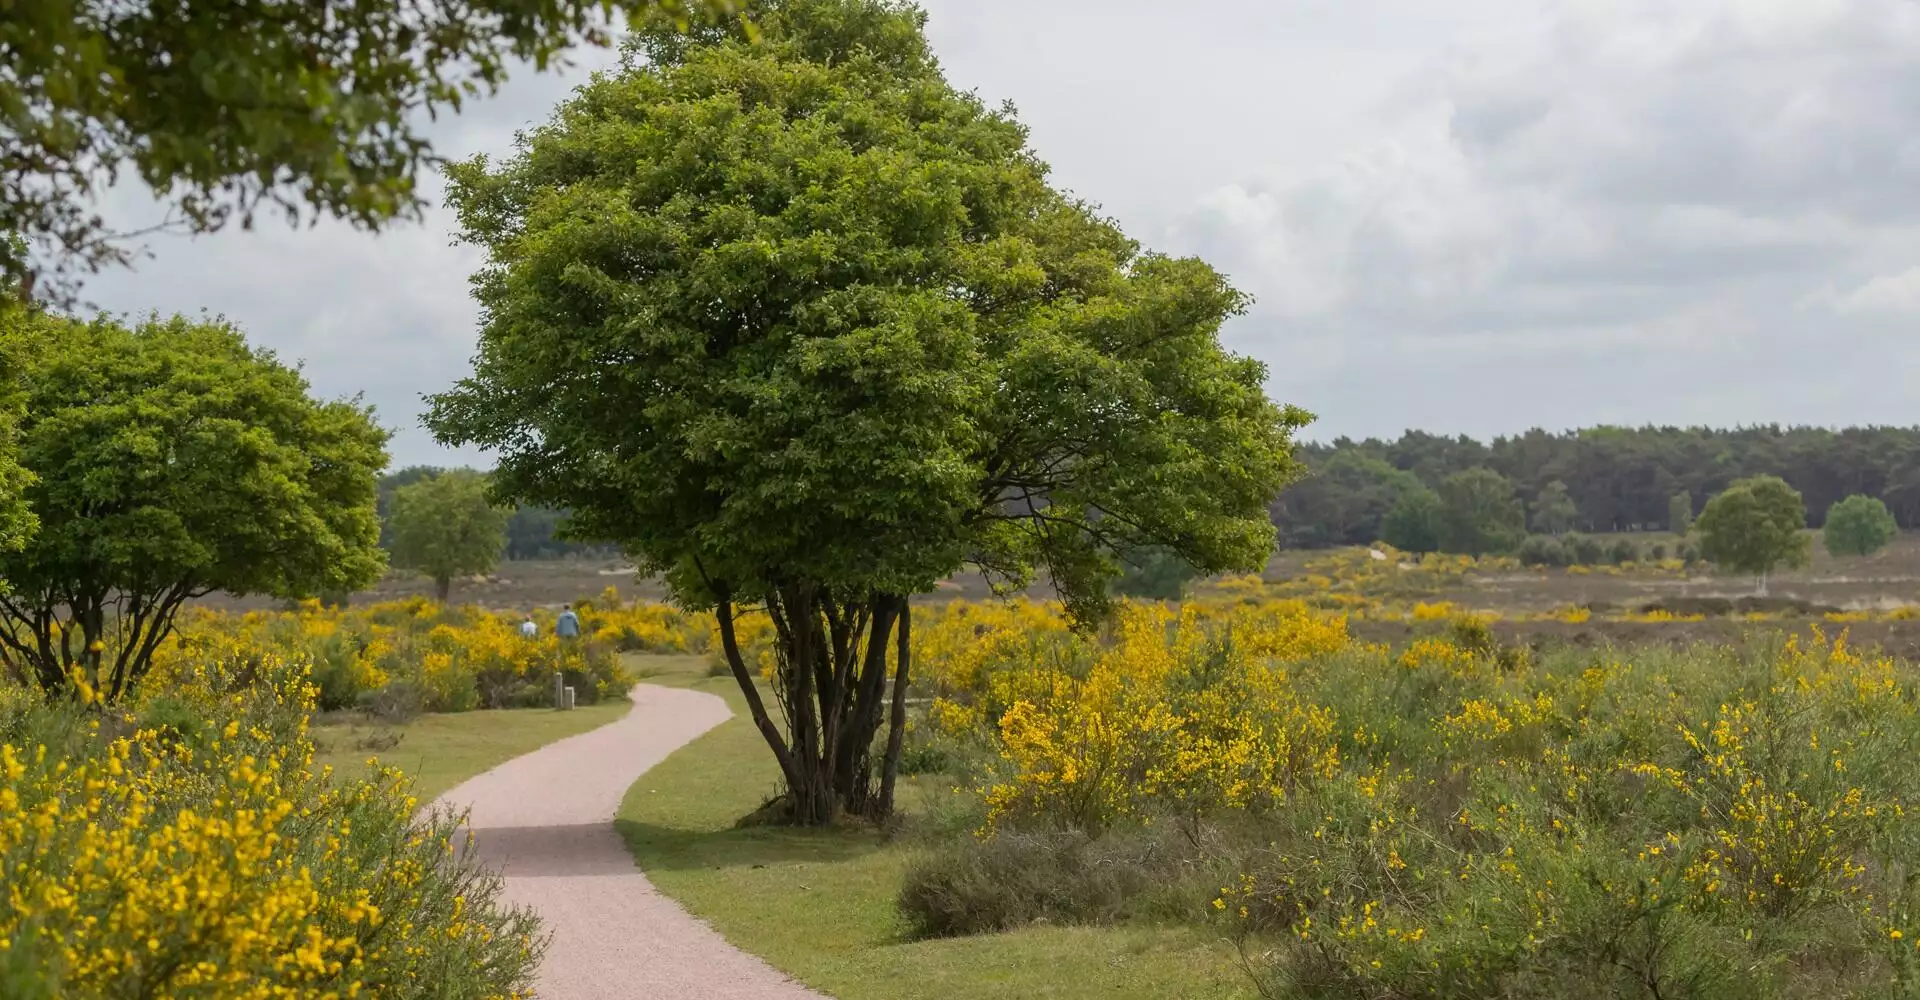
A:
[1112,546,1202,601]
[0,314,388,701]
[1607,537,1640,566]
[1529,480,1578,535]
[1516,534,1568,568]
[1382,488,1444,554]
[1823,495,1898,558]
[1272,452,1424,547]
[1436,468,1526,556]
[1694,475,1810,595]
[387,470,511,602]
[1563,533,1606,566]
[1669,492,1694,536]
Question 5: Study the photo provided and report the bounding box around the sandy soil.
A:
[434,686,828,1000]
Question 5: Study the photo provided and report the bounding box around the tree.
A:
[1436,468,1525,556]
[0,313,388,701]
[1382,488,1444,554]
[1111,546,1203,602]
[1529,480,1577,535]
[427,0,1307,825]
[2,0,742,301]
[1669,492,1694,536]
[1271,451,1424,548]
[387,470,512,602]
[0,303,38,561]
[1823,495,1898,558]
[1693,475,1809,595]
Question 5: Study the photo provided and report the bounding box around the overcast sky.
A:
[86,0,1920,469]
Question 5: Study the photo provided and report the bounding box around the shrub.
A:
[1516,534,1568,567]
[0,655,543,999]
[1563,533,1606,566]
[1607,536,1640,565]
[899,827,1210,938]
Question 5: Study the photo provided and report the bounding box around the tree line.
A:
[1272,426,1920,550]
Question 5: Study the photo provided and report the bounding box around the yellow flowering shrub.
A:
[151,599,647,713]
[0,654,541,999]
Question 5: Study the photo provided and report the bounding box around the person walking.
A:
[556,606,581,641]
[519,614,538,639]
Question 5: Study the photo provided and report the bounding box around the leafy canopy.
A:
[387,470,512,600]
[1823,494,1897,558]
[428,0,1308,623]
[1529,480,1576,535]
[1694,475,1809,581]
[0,312,389,699]
[1,0,743,301]
[1381,488,1443,555]
[1435,468,1525,556]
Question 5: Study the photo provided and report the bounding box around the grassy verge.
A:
[615,656,1252,1000]
[312,699,630,801]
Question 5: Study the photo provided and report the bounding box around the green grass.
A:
[312,699,630,801]
[615,655,1253,1000]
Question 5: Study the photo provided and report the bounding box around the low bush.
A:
[899,826,1215,938]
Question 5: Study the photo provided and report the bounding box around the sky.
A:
[85,0,1920,469]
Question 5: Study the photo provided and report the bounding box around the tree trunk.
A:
[434,574,452,603]
[877,601,912,818]
[715,587,914,826]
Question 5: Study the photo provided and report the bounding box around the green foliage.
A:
[386,470,511,602]
[1529,479,1577,534]
[1274,426,1920,546]
[1273,452,1427,548]
[0,0,744,300]
[0,313,388,701]
[426,0,1306,821]
[1381,489,1443,554]
[431,0,1305,614]
[0,304,37,560]
[1694,475,1809,587]
[1111,546,1202,601]
[1823,494,1898,558]
[1515,534,1568,568]
[1669,491,1694,536]
[1563,533,1606,566]
[1435,468,1525,556]
[1606,536,1640,566]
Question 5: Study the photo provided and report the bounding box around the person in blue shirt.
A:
[556,606,581,640]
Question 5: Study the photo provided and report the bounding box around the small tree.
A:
[1823,495,1898,558]
[1436,468,1526,556]
[387,470,512,602]
[1694,475,1809,595]
[1529,480,1577,535]
[1669,492,1694,537]
[1382,488,1444,554]
[0,313,388,701]
[428,0,1307,824]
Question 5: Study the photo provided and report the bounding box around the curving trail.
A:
[434,685,828,1000]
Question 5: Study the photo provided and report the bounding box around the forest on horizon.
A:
[1273,424,1920,549]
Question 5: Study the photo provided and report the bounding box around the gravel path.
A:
[435,685,829,1000]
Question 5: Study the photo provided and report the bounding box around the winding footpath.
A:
[434,685,829,1000]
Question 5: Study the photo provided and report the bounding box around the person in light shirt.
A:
[519,614,537,639]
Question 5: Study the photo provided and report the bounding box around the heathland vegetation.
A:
[5,1,1920,999]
